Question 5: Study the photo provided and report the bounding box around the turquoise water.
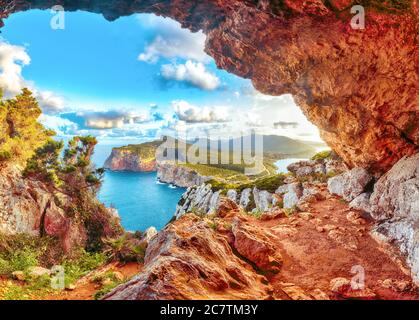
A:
[98,171,185,232]
[92,143,186,232]
[91,143,304,231]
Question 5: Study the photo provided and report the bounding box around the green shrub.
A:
[104,234,147,264]
[62,249,107,287]
[0,150,11,162]
[311,150,332,161]
[93,280,124,300]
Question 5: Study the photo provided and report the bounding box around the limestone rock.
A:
[328,168,373,202]
[104,148,156,172]
[287,160,325,177]
[253,188,272,212]
[283,183,303,209]
[226,189,238,203]
[28,266,51,278]
[369,154,419,221]
[217,197,240,218]
[239,188,252,209]
[349,193,371,213]
[157,162,211,188]
[325,159,348,176]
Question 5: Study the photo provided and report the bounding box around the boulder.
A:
[368,154,419,284]
[104,215,272,300]
[239,188,252,209]
[372,219,419,285]
[330,277,376,300]
[253,188,272,212]
[217,198,240,218]
[328,168,373,202]
[231,218,282,273]
[369,154,419,221]
[226,189,238,203]
[325,159,348,176]
[28,266,51,278]
[349,193,372,213]
[208,191,221,214]
[275,185,289,195]
[287,160,325,177]
[283,183,303,209]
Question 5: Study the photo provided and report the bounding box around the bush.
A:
[104,234,147,264]
[311,150,332,161]
[0,150,11,162]
[62,249,107,287]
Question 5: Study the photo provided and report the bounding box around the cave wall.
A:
[1,0,417,174]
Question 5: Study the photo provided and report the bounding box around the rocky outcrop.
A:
[283,183,304,209]
[104,149,156,172]
[369,154,419,221]
[328,168,373,202]
[3,1,417,174]
[104,215,273,300]
[287,158,348,177]
[157,162,211,188]
[324,154,419,284]
[0,165,121,252]
[231,218,282,273]
[368,154,419,283]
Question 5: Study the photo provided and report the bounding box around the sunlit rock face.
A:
[1,0,417,174]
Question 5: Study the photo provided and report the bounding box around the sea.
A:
[91,142,308,232]
[92,142,185,232]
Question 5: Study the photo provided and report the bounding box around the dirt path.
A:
[251,192,418,300]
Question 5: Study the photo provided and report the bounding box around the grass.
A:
[61,250,107,288]
[311,150,332,161]
[0,233,108,299]
[209,173,288,193]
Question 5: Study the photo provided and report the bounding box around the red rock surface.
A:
[105,215,273,300]
[104,194,419,300]
[1,1,417,173]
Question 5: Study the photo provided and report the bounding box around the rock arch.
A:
[1,0,417,174]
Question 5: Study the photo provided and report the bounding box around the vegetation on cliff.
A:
[0,89,128,299]
[0,88,54,166]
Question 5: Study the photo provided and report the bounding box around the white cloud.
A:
[172,100,230,123]
[0,42,30,96]
[79,110,154,129]
[161,60,220,91]
[39,114,78,136]
[36,91,66,114]
[0,41,67,114]
[137,16,209,63]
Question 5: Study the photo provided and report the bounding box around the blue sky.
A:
[0,9,321,144]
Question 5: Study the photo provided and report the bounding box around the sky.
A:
[0,9,322,145]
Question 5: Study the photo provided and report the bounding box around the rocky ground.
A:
[104,195,419,300]
[0,154,417,300]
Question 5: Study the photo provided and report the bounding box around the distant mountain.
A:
[188,134,318,158]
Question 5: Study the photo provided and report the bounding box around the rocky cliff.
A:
[104,148,156,172]
[104,155,419,299]
[3,0,417,174]
[157,162,211,188]
[0,165,121,252]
